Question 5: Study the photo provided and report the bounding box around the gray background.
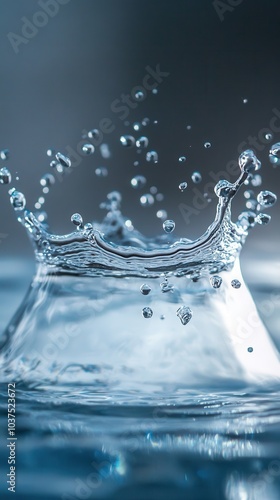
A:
[0,0,280,262]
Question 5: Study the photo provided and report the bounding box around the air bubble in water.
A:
[40,174,55,187]
[71,213,83,227]
[142,307,153,319]
[179,182,188,192]
[136,136,149,148]
[163,220,175,233]
[204,142,211,148]
[239,150,261,172]
[0,149,9,160]
[257,190,277,208]
[120,135,135,148]
[179,156,186,162]
[0,167,12,185]
[140,284,151,295]
[140,194,154,206]
[134,90,145,101]
[82,143,95,155]
[156,210,167,220]
[56,152,71,168]
[176,306,192,325]
[88,129,100,140]
[191,171,202,184]
[131,175,146,189]
[256,213,271,225]
[95,167,108,177]
[146,151,158,163]
[231,279,241,289]
[247,347,254,353]
[10,190,26,211]
[210,275,222,289]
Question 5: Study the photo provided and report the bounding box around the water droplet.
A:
[238,211,256,229]
[214,180,233,198]
[231,279,241,289]
[100,143,111,159]
[146,150,158,163]
[134,90,145,101]
[152,88,158,95]
[107,191,122,207]
[0,149,9,160]
[186,125,192,130]
[10,190,26,211]
[176,306,192,325]
[95,167,108,177]
[257,190,277,208]
[265,133,273,141]
[239,150,261,173]
[156,210,167,220]
[46,148,55,157]
[134,161,139,167]
[88,129,100,140]
[204,142,211,149]
[71,213,83,227]
[140,194,154,206]
[131,175,147,189]
[50,160,58,169]
[247,347,253,353]
[136,136,149,148]
[142,307,153,319]
[191,171,202,184]
[210,275,223,289]
[163,220,175,233]
[56,152,71,168]
[244,190,254,200]
[82,143,95,155]
[156,193,164,202]
[150,186,158,195]
[153,120,158,125]
[160,280,174,293]
[179,156,186,162]
[0,167,12,185]
[255,213,271,225]
[133,122,141,131]
[40,173,55,187]
[243,98,248,104]
[179,182,188,192]
[269,142,280,163]
[140,284,151,295]
[250,174,262,187]
[120,135,135,148]
[142,117,150,126]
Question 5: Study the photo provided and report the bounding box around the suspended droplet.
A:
[100,143,111,159]
[239,150,261,172]
[140,284,151,295]
[10,190,26,211]
[250,174,262,187]
[136,136,149,148]
[71,213,83,227]
[179,182,188,192]
[133,122,141,131]
[269,142,280,166]
[152,88,158,95]
[231,279,241,289]
[120,135,135,148]
[146,150,158,163]
[131,175,147,189]
[88,129,100,140]
[191,171,202,184]
[140,194,154,206]
[95,167,108,177]
[255,213,271,225]
[134,161,139,167]
[160,314,165,320]
[40,173,55,187]
[204,142,211,148]
[142,307,153,319]
[50,160,58,169]
[243,98,248,104]
[56,152,71,168]
[160,280,174,293]
[142,117,150,126]
[134,90,145,101]
[237,211,256,229]
[179,156,186,162]
[0,167,12,185]
[186,125,192,130]
[156,210,167,220]
[210,275,223,289]
[46,148,55,157]
[257,190,277,208]
[176,306,192,325]
[247,347,254,353]
[156,193,164,202]
[82,143,95,155]
[0,149,9,160]
[163,220,175,233]
[265,133,273,141]
[150,186,158,195]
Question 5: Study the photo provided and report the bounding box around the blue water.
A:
[0,258,280,499]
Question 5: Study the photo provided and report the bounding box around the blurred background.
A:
[0,0,280,262]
